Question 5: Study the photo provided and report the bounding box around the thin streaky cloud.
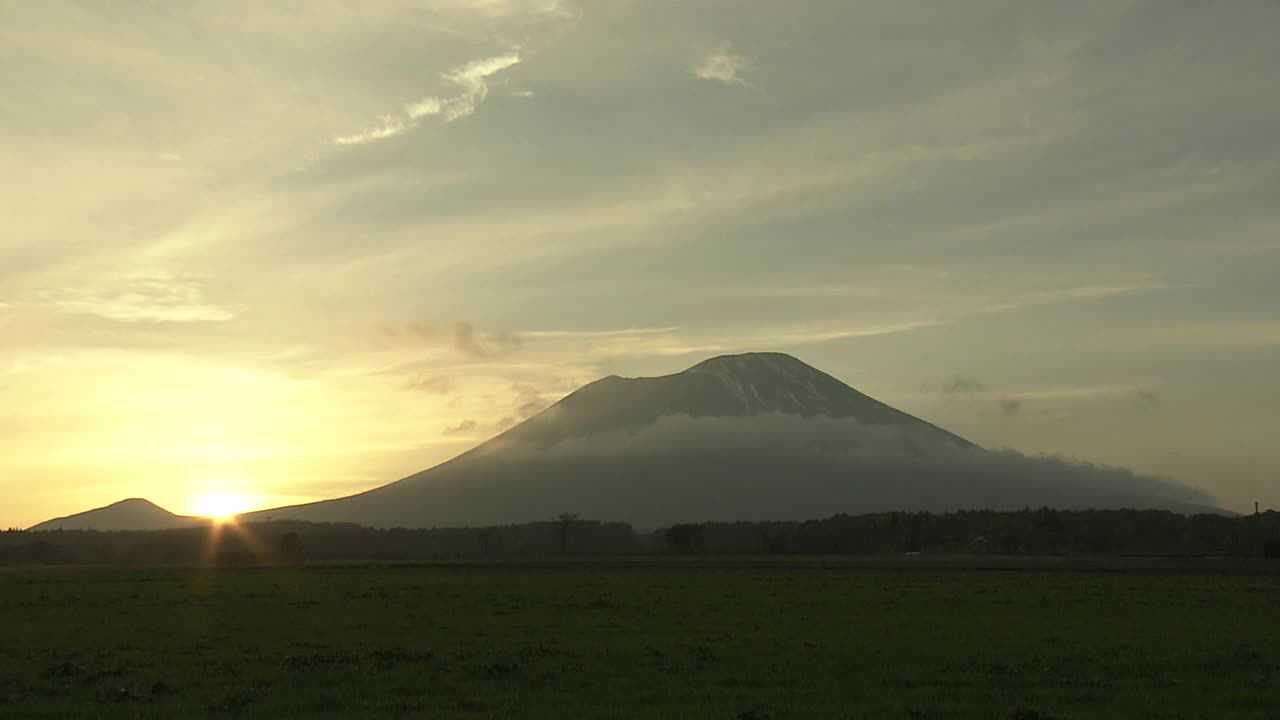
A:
[335,52,521,145]
[35,272,235,324]
[335,115,411,146]
[452,0,570,18]
[521,327,684,339]
[1011,384,1150,403]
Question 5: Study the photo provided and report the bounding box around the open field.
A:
[3,561,1278,718]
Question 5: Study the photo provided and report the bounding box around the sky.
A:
[3,0,1278,527]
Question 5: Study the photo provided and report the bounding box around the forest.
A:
[3,508,1279,566]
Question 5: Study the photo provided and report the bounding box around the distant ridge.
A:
[29,498,206,532]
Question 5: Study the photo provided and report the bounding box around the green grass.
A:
[2,563,1277,718]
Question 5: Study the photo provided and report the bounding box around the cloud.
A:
[1011,384,1141,402]
[471,414,1219,523]
[449,0,570,18]
[521,326,682,339]
[692,43,749,86]
[1000,396,1023,416]
[406,375,455,394]
[334,115,411,145]
[38,271,234,324]
[443,419,478,436]
[405,323,435,340]
[335,52,521,144]
[436,52,522,121]
[1132,388,1161,411]
[510,382,547,419]
[406,97,444,120]
[943,376,986,395]
[453,321,523,358]
[401,320,523,358]
[453,321,485,356]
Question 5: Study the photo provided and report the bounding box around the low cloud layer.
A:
[482,414,1218,511]
[272,413,1224,530]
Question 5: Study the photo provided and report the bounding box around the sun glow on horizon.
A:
[189,492,254,521]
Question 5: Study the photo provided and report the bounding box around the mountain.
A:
[29,498,206,532]
[241,352,1221,528]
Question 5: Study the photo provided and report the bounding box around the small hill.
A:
[29,498,206,532]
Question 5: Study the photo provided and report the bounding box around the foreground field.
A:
[2,562,1277,718]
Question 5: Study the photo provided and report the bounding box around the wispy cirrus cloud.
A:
[450,0,570,18]
[1009,383,1149,403]
[336,52,521,145]
[36,271,234,324]
[520,326,683,339]
[434,52,522,121]
[335,115,413,146]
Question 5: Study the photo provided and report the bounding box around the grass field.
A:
[2,561,1278,718]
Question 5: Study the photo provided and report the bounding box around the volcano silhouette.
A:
[236,352,1219,528]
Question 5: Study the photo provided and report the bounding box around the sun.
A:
[190,492,252,521]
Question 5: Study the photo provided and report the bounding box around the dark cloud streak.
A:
[443,419,478,437]
[943,376,985,395]
[1000,396,1023,416]
[1132,389,1161,412]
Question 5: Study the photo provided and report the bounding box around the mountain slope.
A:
[29,498,206,532]
[241,352,1220,528]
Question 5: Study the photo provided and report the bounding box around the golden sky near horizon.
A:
[3,1,1279,527]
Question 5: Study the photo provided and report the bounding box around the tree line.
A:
[659,508,1280,557]
[1,508,1277,565]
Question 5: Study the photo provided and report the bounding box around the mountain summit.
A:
[239,352,1218,529]
[503,352,972,448]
